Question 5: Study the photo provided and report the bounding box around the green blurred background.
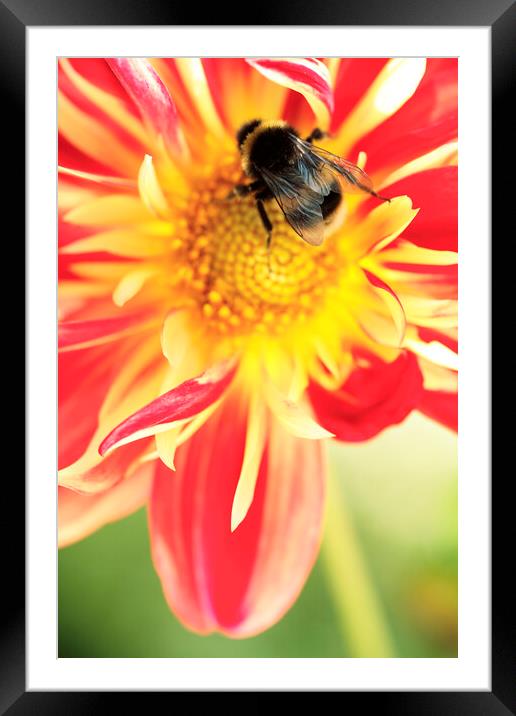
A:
[58,412,457,658]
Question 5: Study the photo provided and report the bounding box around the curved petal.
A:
[58,463,153,547]
[357,269,407,348]
[107,58,185,156]
[419,388,457,432]
[99,359,237,456]
[348,195,418,260]
[380,166,457,252]
[112,267,158,307]
[146,59,210,153]
[308,350,423,442]
[137,154,172,219]
[59,438,151,494]
[149,392,325,636]
[247,58,334,129]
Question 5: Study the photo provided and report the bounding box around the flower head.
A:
[58,57,457,637]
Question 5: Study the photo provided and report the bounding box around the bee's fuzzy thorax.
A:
[239,120,297,176]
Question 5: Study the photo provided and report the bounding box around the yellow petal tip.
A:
[230,502,248,533]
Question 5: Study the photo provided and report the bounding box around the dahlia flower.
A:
[58,57,458,637]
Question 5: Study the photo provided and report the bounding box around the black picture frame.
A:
[9,0,508,711]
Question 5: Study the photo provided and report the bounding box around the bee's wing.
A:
[295,137,381,198]
[260,166,327,246]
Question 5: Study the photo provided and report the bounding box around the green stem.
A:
[321,470,394,657]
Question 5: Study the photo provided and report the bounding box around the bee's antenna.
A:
[372,190,391,203]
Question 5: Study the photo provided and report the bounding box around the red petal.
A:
[381,255,458,301]
[352,59,457,176]
[383,166,457,252]
[331,59,389,133]
[59,337,167,490]
[59,135,124,178]
[149,393,325,636]
[419,389,457,431]
[308,350,423,442]
[58,59,146,176]
[147,59,208,139]
[59,344,117,469]
[68,59,141,106]
[58,207,92,250]
[247,58,334,127]
[281,91,318,134]
[201,59,252,132]
[107,58,183,155]
[418,326,458,354]
[99,359,237,456]
[58,312,153,350]
[361,166,457,253]
[59,165,136,190]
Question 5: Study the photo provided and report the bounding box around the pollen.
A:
[170,158,344,337]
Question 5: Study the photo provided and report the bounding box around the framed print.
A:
[10,0,509,711]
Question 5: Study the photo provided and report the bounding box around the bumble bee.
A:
[231,119,389,248]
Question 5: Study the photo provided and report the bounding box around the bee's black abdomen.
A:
[321,189,342,220]
[236,119,262,147]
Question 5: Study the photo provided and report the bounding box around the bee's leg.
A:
[227,180,263,200]
[256,197,273,273]
[256,198,273,246]
[305,128,328,144]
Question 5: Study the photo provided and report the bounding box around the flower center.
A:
[174,157,344,337]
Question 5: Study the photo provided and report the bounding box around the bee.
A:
[231,119,389,248]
